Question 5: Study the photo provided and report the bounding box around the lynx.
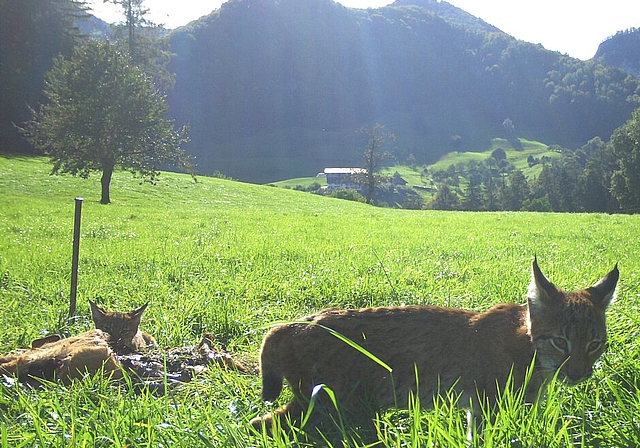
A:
[250,259,619,437]
[0,329,122,386]
[0,301,154,386]
[89,300,156,351]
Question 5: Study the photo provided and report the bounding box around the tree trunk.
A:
[127,0,135,60]
[101,164,114,204]
[366,176,375,204]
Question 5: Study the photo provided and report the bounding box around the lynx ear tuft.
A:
[589,264,619,309]
[132,302,149,317]
[527,258,558,307]
[89,300,107,318]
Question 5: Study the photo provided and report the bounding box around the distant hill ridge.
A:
[391,0,500,33]
[596,28,640,76]
[167,0,639,183]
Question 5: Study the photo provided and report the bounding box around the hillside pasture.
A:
[275,137,559,196]
[0,155,639,447]
[424,138,560,177]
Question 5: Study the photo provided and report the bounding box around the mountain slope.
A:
[168,0,639,183]
[595,28,640,76]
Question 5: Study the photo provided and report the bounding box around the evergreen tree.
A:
[533,156,581,212]
[483,175,504,211]
[502,169,529,211]
[577,168,613,212]
[610,108,640,212]
[532,164,561,211]
[430,183,460,210]
[462,175,484,211]
[106,0,174,90]
[576,138,619,212]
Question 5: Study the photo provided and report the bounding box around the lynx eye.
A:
[551,337,568,352]
[587,341,603,353]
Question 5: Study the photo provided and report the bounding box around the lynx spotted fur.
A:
[250,259,619,436]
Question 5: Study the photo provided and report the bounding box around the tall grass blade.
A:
[293,320,392,373]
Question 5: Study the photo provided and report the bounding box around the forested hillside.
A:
[0,0,84,152]
[168,0,640,182]
[596,28,640,76]
[2,0,639,184]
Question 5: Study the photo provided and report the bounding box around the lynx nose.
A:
[566,374,584,385]
[566,368,592,385]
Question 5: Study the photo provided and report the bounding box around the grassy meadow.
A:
[1,154,639,447]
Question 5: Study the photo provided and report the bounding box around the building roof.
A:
[324,167,367,175]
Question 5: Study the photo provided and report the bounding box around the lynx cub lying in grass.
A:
[0,302,153,386]
[251,259,619,436]
[89,300,156,351]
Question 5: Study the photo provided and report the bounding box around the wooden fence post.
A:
[69,197,83,318]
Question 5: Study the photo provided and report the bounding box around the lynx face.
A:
[89,301,155,351]
[527,260,618,385]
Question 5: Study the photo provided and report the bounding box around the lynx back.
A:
[0,329,122,386]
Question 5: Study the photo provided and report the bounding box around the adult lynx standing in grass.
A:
[251,259,619,437]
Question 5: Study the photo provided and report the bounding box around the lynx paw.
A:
[250,414,274,436]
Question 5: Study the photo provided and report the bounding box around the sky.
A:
[89,0,640,60]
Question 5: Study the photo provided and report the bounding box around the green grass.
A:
[427,138,551,168]
[1,154,639,447]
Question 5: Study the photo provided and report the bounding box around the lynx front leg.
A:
[250,399,305,436]
[464,393,489,445]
